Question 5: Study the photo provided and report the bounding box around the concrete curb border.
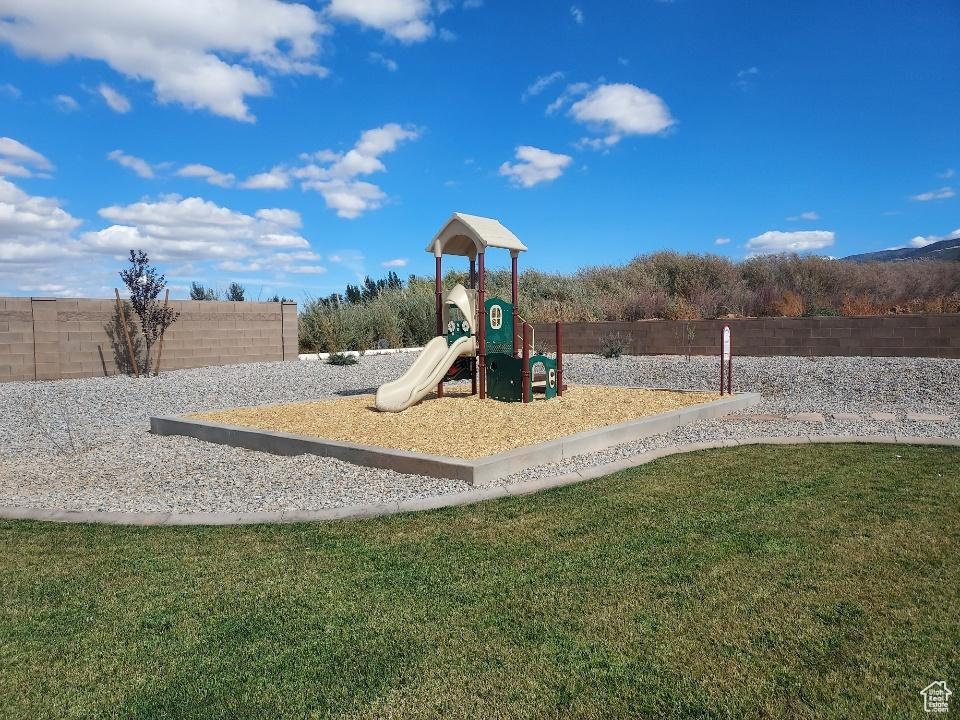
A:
[149,392,762,486]
[1,435,957,526]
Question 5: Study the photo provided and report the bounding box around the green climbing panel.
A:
[485,352,558,402]
[485,352,523,402]
[529,354,558,400]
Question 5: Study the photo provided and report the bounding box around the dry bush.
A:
[776,291,806,317]
[662,297,701,321]
[298,254,960,351]
[841,294,885,316]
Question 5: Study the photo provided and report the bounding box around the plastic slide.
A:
[375,335,476,412]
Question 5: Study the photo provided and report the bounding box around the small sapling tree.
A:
[119,250,179,375]
[190,282,219,300]
[226,282,245,301]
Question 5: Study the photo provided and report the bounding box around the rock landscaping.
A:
[0,353,956,514]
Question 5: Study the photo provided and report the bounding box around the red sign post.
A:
[720,324,732,395]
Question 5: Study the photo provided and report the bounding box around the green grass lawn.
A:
[1,444,958,719]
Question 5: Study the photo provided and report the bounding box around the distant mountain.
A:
[843,236,960,263]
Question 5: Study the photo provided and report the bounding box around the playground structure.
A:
[375,213,563,412]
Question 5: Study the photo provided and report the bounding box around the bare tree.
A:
[119,250,179,375]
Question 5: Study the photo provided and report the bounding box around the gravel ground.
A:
[0,353,957,513]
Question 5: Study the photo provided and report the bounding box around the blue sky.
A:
[1,0,958,300]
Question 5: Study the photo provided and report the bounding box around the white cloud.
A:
[287,263,327,274]
[0,82,21,98]
[745,230,835,255]
[107,149,155,179]
[0,0,328,122]
[82,195,308,261]
[294,123,419,218]
[382,257,408,267]
[326,0,434,42]
[256,208,302,227]
[936,168,955,179]
[906,228,960,248]
[219,249,325,275]
[570,6,584,24]
[714,237,731,245]
[786,211,819,221]
[437,28,457,41]
[240,167,291,190]
[368,52,399,72]
[734,66,759,90]
[573,135,619,151]
[462,0,483,7]
[0,177,82,263]
[54,94,80,112]
[300,149,341,164]
[98,84,131,113]
[328,249,366,279]
[546,81,589,115]
[569,83,675,145]
[910,186,955,201]
[0,137,54,178]
[522,71,564,101]
[177,163,236,188]
[499,146,572,188]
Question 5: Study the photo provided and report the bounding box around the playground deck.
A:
[190,386,720,459]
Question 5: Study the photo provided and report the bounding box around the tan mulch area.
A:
[191,385,720,459]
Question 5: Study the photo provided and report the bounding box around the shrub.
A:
[296,257,960,351]
[841,294,884,316]
[776,291,806,317]
[327,352,359,366]
[598,331,631,359]
[801,306,842,317]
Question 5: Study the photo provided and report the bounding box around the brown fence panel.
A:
[0,297,298,382]
[532,314,960,359]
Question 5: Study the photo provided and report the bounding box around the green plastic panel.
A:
[529,354,558,400]
[485,352,522,402]
[484,297,514,350]
[445,305,472,347]
[485,352,559,402]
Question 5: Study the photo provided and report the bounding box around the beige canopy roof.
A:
[426,212,527,258]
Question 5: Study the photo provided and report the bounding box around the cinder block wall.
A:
[0,297,299,382]
[532,314,960,359]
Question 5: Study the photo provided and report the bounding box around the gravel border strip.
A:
[2,435,957,526]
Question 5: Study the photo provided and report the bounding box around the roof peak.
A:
[426,212,527,258]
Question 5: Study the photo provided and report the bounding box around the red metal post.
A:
[477,252,486,399]
[511,253,519,357]
[435,255,443,336]
[436,255,444,398]
[556,321,563,397]
[469,256,477,394]
[521,322,531,403]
